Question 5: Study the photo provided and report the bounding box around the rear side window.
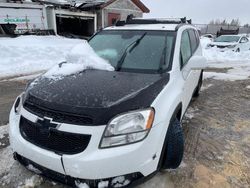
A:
[180,30,192,67]
[188,29,199,54]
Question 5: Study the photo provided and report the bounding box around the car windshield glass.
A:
[88,30,175,73]
[214,35,240,43]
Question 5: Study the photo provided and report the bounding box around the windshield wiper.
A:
[116,32,147,71]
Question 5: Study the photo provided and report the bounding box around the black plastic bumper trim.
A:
[13,152,157,188]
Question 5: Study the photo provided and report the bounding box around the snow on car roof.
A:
[105,24,178,31]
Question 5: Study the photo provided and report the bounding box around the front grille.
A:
[20,116,91,154]
[23,102,93,125]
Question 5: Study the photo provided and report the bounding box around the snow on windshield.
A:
[43,41,114,79]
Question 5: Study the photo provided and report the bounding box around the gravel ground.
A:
[0,70,249,188]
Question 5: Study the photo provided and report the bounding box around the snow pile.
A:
[203,47,250,62]
[44,42,114,78]
[75,181,90,188]
[98,181,109,188]
[201,37,250,62]
[0,36,83,79]
[18,175,43,188]
[200,37,212,49]
[201,38,250,81]
[111,176,130,187]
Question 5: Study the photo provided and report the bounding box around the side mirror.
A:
[189,56,208,70]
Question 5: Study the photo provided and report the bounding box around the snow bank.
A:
[201,38,250,81]
[0,36,83,79]
[200,37,212,49]
[203,47,250,62]
[201,37,250,62]
[18,175,43,188]
[43,42,114,79]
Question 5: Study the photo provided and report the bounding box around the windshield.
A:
[88,30,175,73]
[214,35,240,43]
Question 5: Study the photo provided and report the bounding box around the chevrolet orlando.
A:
[10,18,207,188]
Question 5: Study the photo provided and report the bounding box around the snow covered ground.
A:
[201,37,250,81]
[0,36,83,79]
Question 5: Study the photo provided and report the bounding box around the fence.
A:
[195,24,250,35]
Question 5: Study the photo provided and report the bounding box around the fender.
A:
[156,103,182,170]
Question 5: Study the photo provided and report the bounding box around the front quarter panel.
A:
[150,71,184,165]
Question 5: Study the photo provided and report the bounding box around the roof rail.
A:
[115,15,192,26]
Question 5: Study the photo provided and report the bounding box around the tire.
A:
[193,71,203,98]
[236,48,240,52]
[161,118,184,169]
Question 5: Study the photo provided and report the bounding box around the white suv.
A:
[207,34,250,52]
[9,18,207,187]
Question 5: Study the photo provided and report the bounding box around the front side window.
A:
[180,30,192,67]
[89,30,175,73]
[240,37,249,43]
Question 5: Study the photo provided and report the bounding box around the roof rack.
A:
[115,15,192,26]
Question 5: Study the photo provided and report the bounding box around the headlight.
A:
[227,45,236,48]
[14,93,24,114]
[100,108,155,148]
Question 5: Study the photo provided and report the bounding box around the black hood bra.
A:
[24,70,170,125]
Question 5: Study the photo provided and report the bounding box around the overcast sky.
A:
[141,0,249,25]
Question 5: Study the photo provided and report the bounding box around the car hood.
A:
[24,70,169,125]
[210,42,238,46]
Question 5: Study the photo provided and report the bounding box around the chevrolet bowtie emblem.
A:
[37,117,61,130]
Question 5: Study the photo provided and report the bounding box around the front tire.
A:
[161,118,184,169]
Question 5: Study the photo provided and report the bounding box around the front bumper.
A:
[14,152,149,188]
[9,106,163,186]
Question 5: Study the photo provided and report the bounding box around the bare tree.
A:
[230,19,240,27]
[208,18,242,27]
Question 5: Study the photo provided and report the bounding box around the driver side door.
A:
[180,29,199,111]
